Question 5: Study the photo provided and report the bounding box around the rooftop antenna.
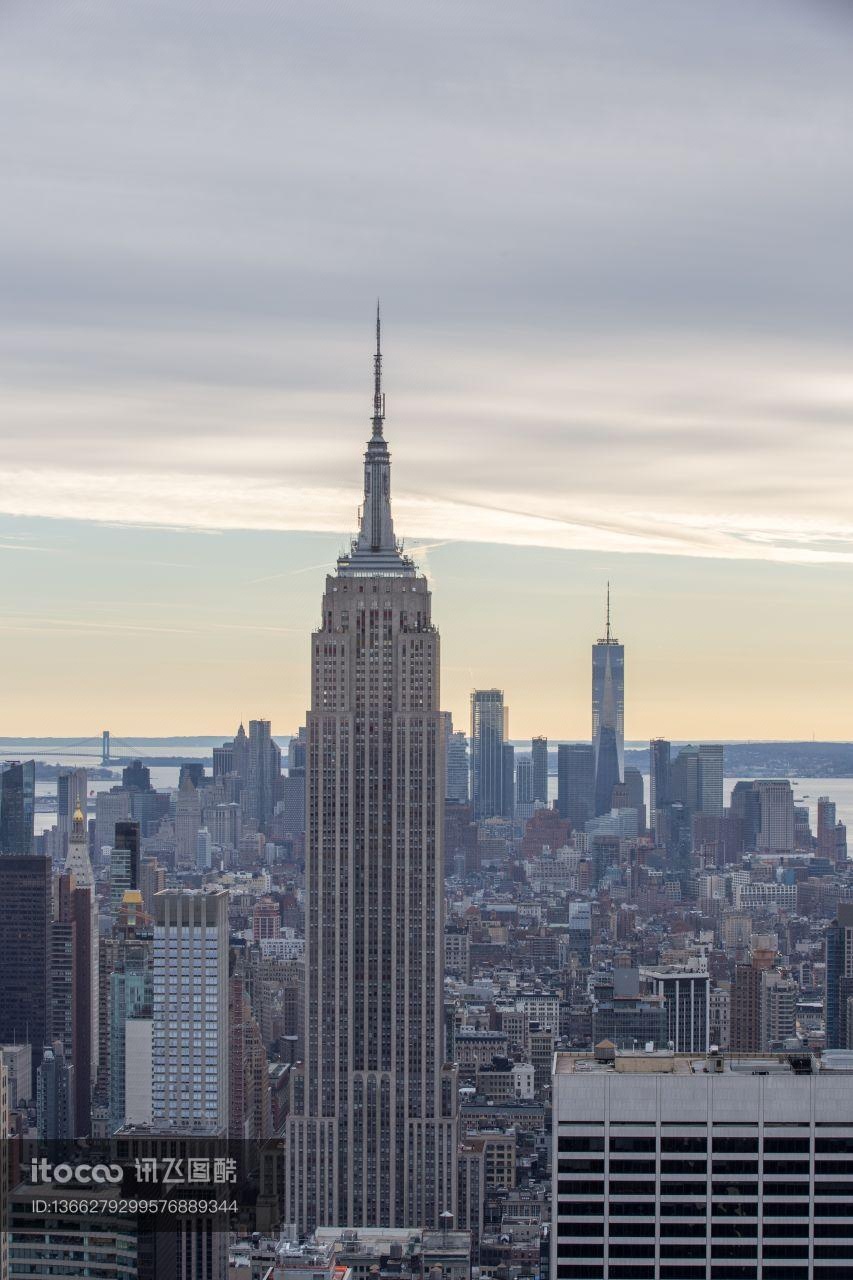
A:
[605,581,612,643]
[372,299,385,438]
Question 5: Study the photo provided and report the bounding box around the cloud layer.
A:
[1,0,852,565]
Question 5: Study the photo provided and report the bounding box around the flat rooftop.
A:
[554,1050,828,1076]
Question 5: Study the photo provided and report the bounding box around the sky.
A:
[1,0,852,738]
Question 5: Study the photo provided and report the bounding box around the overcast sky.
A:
[1,0,852,736]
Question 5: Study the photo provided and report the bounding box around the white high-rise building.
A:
[285,312,457,1232]
[698,743,724,815]
[151,889,228,1132]
[756,779,795,853]
[639,963,710,1053]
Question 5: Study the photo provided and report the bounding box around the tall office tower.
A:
[0,852,51,1095]
[515,756,534,826]
[139,856,165,917]
[794,805,813,851]
[698,743,724,815]
[552,1046,853,1280]
[94,788,131,868]
[232,720,250,781]
[825,902,853,1049]
[122,759,151,792]
[501,742,516,820]
[175,773,202,868]
[761,970,797,1050]
[756,779,795,853]
[817,796,837,859]
[729,779,762,849]
[281,724,308,840]
[0,760,35,854]
[49,882,77,1073]
[55,869,95,1135]
[649,737,671,820]
[37,1041,75,1141]
[639,964,710,1053]
[244,719,281,832]
[196,827,212,871]
[212,739,235,782]
[444,718,469,804]
[0,1058,7,1280]
[109,893,153,1132]
[57,767,87,849]
[152,889,229,1132]
[110,820,141,910]
[471,689,507,820]
[556,742,594,830]
[212,802,242,855]
[623,766,646,832]
[285,314,457,1232]
[531,736,548,806]
[730,960,763,1052]
[670,744,700,813]
[591,587,624,816]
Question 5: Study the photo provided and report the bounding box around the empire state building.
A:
[285,312,458,1231]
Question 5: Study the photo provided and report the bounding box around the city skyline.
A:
[2,0,853,738]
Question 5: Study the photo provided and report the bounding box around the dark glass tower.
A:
[0,760,35,855]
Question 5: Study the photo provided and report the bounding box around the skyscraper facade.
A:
[471,690,507,821]
[0,761,35,855]
[825,902,853,1050]
[649,737,671,823]
[285,316,457,1231]
[57,767,88,849]
[556,743,594,830]
[245,718,281,833]
[531,736,548,806]
[698,743,724,815]
[0,852,51,1095]
[591,590,624,816]
[756,779,795,854]
[152,889,229,1132]
[445,723,469,804]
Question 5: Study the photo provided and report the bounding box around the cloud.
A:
[1,0,852,567]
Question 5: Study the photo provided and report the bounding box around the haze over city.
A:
[2,0,853,737]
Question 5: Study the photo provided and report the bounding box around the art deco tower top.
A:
[337,304,415,577]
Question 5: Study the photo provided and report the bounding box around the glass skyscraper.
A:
[591,589,624,816]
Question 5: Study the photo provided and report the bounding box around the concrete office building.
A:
[553,1046,853,1280]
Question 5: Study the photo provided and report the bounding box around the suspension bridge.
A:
[18,732,208,767]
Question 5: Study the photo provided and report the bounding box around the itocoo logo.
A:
[29,1159,123,1185]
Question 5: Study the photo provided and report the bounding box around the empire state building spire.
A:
[338,304,414,576]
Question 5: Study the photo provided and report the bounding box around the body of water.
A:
[6,738,853,840]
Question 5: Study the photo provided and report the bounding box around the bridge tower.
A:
[101,730,110,765]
